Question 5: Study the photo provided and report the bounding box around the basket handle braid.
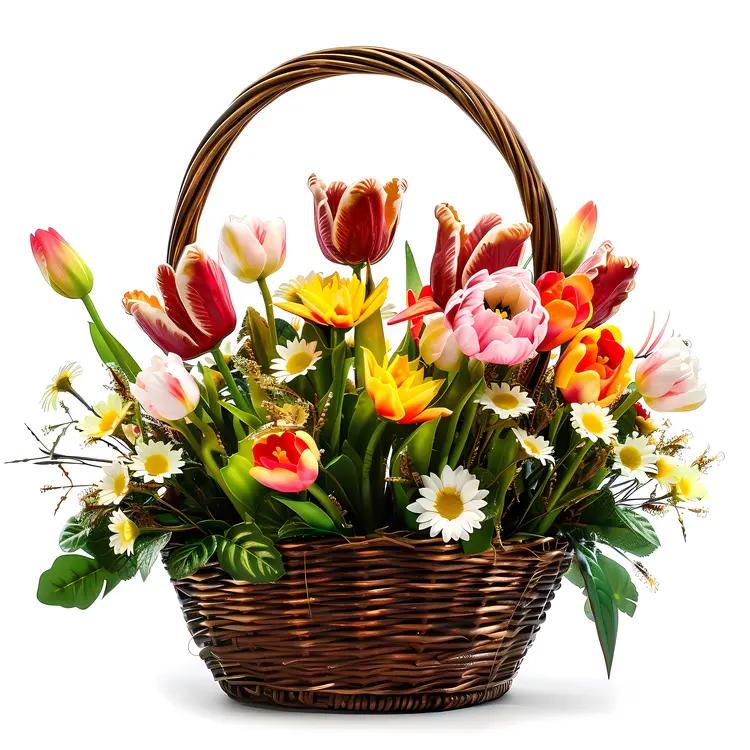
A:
[165,46,561,277]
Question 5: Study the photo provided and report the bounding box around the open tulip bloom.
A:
[24,180,715,677]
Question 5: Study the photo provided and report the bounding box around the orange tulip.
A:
[554,325,633,407]
[535,271,594,351]
[362,348,452,424]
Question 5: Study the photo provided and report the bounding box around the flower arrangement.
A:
[24,176,716,676]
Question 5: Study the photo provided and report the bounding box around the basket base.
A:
[218,679,514,713]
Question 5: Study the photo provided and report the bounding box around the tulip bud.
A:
[635,338,706,412]
[420,313,462,372]
[131,354,201,421]
[560,201,598,276]
[218,215,286,283]
[30,228,94,299]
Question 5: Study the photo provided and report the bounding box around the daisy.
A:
[612,434,657,483]
[130,440,185,483]
[273,272,317,303]
[513,428,555,465]
[96,460,130,505]
[77,393,132,439]
[270,339,321,383]
[42,362,82,411]
[108,509,139,556]
[653,455,680,490]
[476,383,535,419]
[671,463,709,502]
[570,403,618,444]
[406,465,489,543]
[380,302,398,322]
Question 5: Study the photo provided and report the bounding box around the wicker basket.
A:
[165,47,570,712]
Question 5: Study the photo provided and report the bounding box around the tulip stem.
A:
[211,347,253,413]
[257,278,278,349]
[612,388,642,421]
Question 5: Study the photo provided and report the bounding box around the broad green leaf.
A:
[275,318,297,346]
[589,507,660,557]
[167,536,218,580]
[220,454,268,520]
[391,417,440,478]
[346,391,379,455]
[342,440,364,475]
[461,468,500,555]
[574,542,619,676]
[59,516,89,553]
[404,241,423,294]
[577,488,616,525]
[324,454,361,513]
[37,555,114,609]
[565,558,586,588]
[271,494,338,531]
[394,483,418,530]
[134,532,172,581]
[199,362,221,414]
[616,403,638,441]
[218,399,261,428]
[216,522,284,583]
[278,518,342,539]
[255,495,293,540]
[598,554,638,617]
[87,322,140,383]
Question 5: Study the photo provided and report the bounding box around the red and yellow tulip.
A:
[560,201,598,276]
[30,228,94,299]
[555,325,634,407]
[362,348,452,424]
[535,271,594,351]
[249,429,320,493]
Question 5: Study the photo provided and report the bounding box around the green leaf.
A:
[59,516,89,553]
[346,391,379,455]
[391,417,440,478]
[354,265,387,385]
[405,241,423,294]
[616,404,638,441]
[598,554,638,617]
[565,558,586,588]
[218,400,262,428]
[199,362,221,414]
[37,555,114,609]
[255,495,293,540]
[324,454,361,513]
[275,318,297,346]
[87,322,140,383]
[216,522,284,583]
[589,507,660,557]
[242,307,274,373]
[271,494,338,531]
[166,536,218,579]
[278,518,342,539]
[320,341,351,453]
[574,542,619,676]
[220,453,268,519]
[134,532,172,581]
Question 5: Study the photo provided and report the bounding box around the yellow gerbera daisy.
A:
[42,362,82,411]
[77,393,132,439]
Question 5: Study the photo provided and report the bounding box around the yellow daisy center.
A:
[581,412,605,435]
[285,351,313,375]
[492,393,519,410]
[119,519,137,543]
[434,487,464,521]
[97,410,119,433]
[144,453,170,476]
[272,447,290,463]
[113,473,127,496]
[655,458,674,482]
[619,446,642,470]
[523,439,541,456]
[54,375,73,392]
[675,478,692,497]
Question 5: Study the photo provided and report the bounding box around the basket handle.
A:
[166,46,560,276]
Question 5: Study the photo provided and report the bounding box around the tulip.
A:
[389,204,532,325]
[560,201,598,276]
[249,429,320,493]
[218,215,286,283]
[419,313,462,372]
[444,268,548,365]
[123,244,236,360]
[535,271,594,351]
[635,337,706,412]
[362,348,452,424]
[131,354,200,421]
[308,174,407,265]
[576,241,638,327]
[30,228,94,299]
[555,325,634,407]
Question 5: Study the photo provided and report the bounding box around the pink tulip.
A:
[576,241,638,327]
[635,338,706,412]
[444,268,548,365]
[131,354,200,421]
[30,228,94,299]
[123,244,236,360]
[308,173,407,265]
[218,215,286,283]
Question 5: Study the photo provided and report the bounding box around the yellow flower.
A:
[654,455,680,490]
[77,393,132,439]
[671,464,709,502]
[274,272,388,328]
[42,362,82,411]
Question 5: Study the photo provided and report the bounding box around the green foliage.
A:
[319,341,352,454]
[134,532,172,581]
[166,536,218,580]
[275,318,297,347]
[216,522,284,583]
[241,307,274,373]
[277,518,342,539]
[220,454,268,520]
[86,519,138,581]
[587,507,660,557]
[59,516,89,553]
[404,241,423,294]
[37,555,115,609]
[271,494,338,531]
[598,554,639,617]
[88,322,140,383]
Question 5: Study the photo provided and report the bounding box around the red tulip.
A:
[123,244,236,360]
[576,241,638,327]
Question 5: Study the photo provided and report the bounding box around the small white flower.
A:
[130,440,185,483]
[570,403,618,443]
[476,383,535,419]
[513,428,555,465]
[274,272,317,302]
[290,316,303,334]
[612,434,657,483]
[107,510,139,556]
[271,338,322,383]
[96,460,130,505]
[406,465,490,543]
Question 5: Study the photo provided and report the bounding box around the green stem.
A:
[211,346,252,413]
[612,388,642,421]
[81,294,140,381]
[166,419,203,458]
[257,277,278,349]
[361,420,387,532]
[547,440,593,511]
[548,406,566,443]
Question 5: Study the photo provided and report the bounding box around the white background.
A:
[1,1,747,746]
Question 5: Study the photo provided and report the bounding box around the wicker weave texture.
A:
[170,536,571,712]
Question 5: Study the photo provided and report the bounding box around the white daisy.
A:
[270,338,321,383]
[671,463,709,502]
[130,440,185,483]
[380,303,398,322]
[570,403,618,443]
[274,272,317,303]
[96,460,130,505]
[406,465,490,543]
[108,509,139,556]
[513,428,555,465]
[476,383,535,419]
[612,434,657,483]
